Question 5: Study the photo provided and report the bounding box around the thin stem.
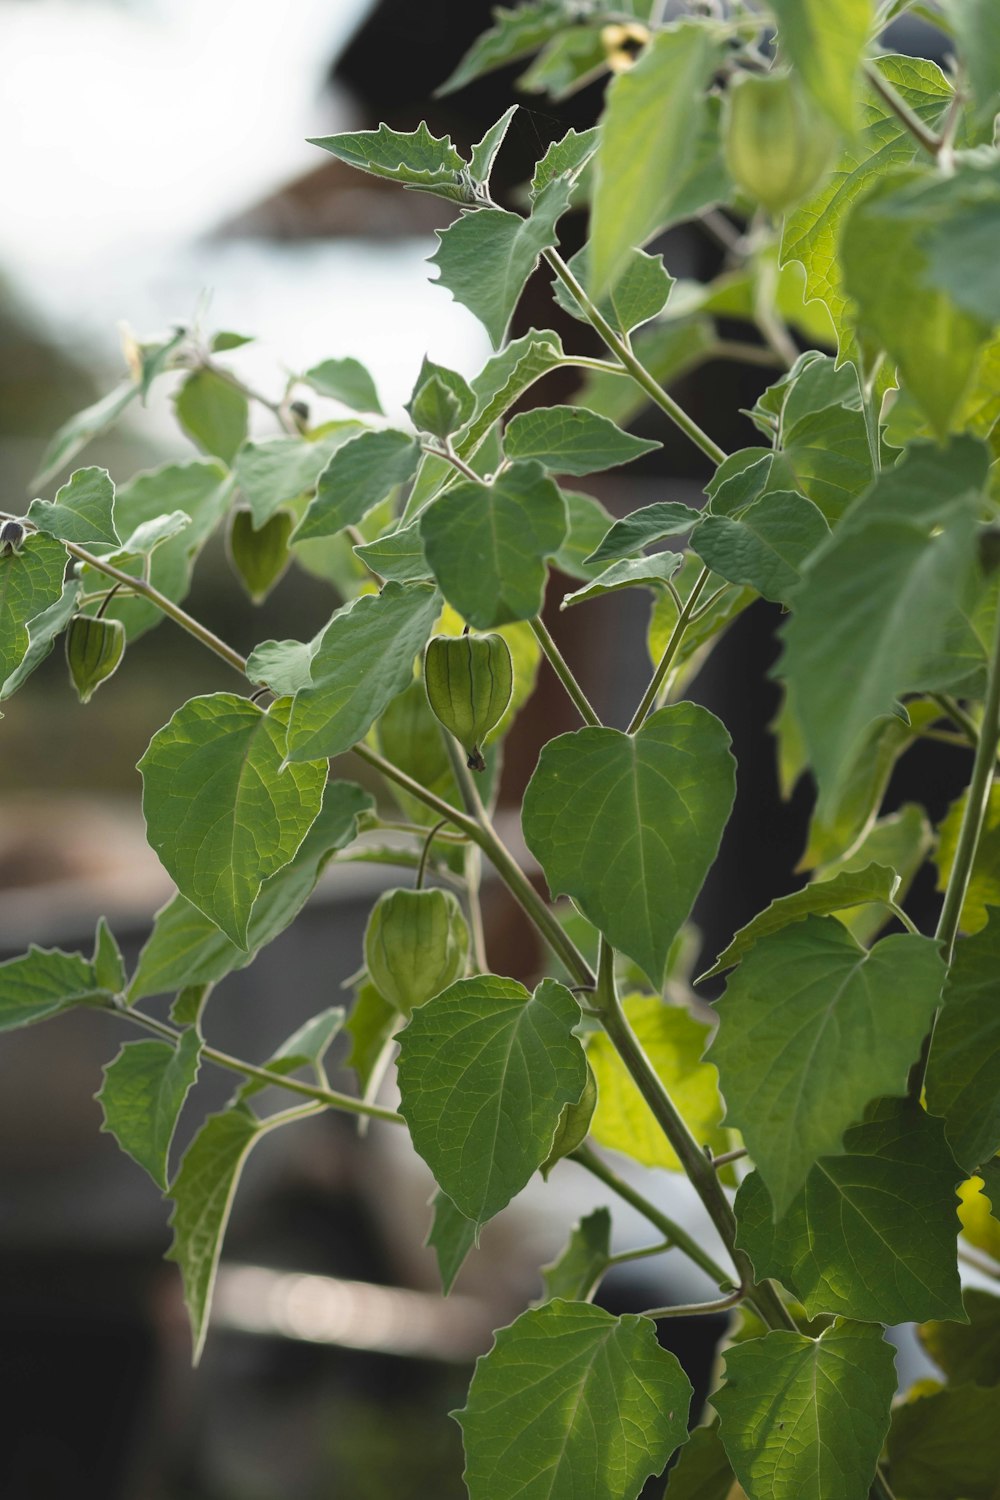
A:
[641,1287,745,1320]
[201,356,296,432]
[687,582,731,625]
[415,818,448,889]
[562,356,630,377]
[464,843,489,972]
[354,742,594,987]
[711,1147,748,1169]
[421,441,481,485]
[114,1005,403,1123]
[864,62,943,157]
[544,248,728,468]
[64,539,248,679]
[605,1240,673,1268]
[570,1144,733,1288]
[627,566,711,732]
[713,339,787,370]
[935,595,1000,964]
[888,902,920,937]
[530,616,602,727]
[370,819,468,845]
[858,361,883,477]
[930,692,979,747]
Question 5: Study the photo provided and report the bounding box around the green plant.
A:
[4,2,1000,1495]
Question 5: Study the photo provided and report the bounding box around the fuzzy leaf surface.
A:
[308,121,467,200]
[174,370,247,464]
[691,492,829,605]
[98,1031,202,1190]
[735,1099,965,1323]
[427,1190,477,1295]
[140,695,326,948]
[455,1299,693,1500]
[767,0,871,130]
[715,1323,897,1500]
[523,704,735,988]
[0,944,110,1031]
[28,465,119,547]
[926,910,1000,1172]
[504,404,660,475]
[540,1209,612,1304]
[709,919,946,1214]
[420,461,565,629]
[303,356,383,413]
[585,502,701,566]
[0,534,70,685]
[294,430,419,541]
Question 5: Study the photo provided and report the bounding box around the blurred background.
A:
[0,2,964,1496]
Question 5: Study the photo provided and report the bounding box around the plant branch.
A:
[863,63,943,157]
[930,692,979,747]
[641,1287,745,1320]
[530,616,602,727]
[627,565,712,732]
[63,540,248,679]
[200,356,296,433]
[544,248,728,468]
[570,1144,733,1288]
[113,1004,404,1123]
[421,441,482,484]
[935,596,1000,963]
[605,1239,673,1268]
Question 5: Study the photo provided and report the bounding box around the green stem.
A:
[200,356,296,432]
[115,1005,403,1123]
[530,616,602,727]
[64,538,249,679]
[627,565,712,732]
[544,249,728,468]
[593,942,797,1332]
[464,842,489,972]
[571,1143,733,1288]
[930,692,979,747]
[888,902,921,937]
[356,741,594,987]
[641,1288,745,1320]
[415,818,448,889]
[935,595,1000,964]
[605,1239,673,1268]
[863,62,943,158]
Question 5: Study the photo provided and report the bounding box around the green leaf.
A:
[211,331,254,353]
[0,943,110,1032]
[553,245,673,337]
[227,509,293,603]
[921,1288,1000,1387]
[702,864,900,980]
[736,1099,965,1324]
[346,979,399,1094]
[647,558,754,698]
[435,0,569,96]
[0,534,71,686]
[504,405,660,475]
[130,782,371,1001]
[715,1322,897,1500]
[523,703,735,988]
[455,1299,692,1500]
[662,1426,741,1500]
[691,492,829,605]
[531,127,599,197]
[841,168,994,436]
[234,431,356,528]
[588,996,730,1171]
[28,466,119,547]
[767,0,871,131]
[0,576,80,700]
[294,430,419,542]
[814,803,932,945]
[944,0,1000,123]
[139,695,326,948]
[908,161,1000,329]
[585,502,701,567]
[239,1006,344,1101]
[92,916,126,994]
[460,329,567,459]
[173,369,248,464]
[427,1190,477,1295]
[560,552,682,609]
[396,975,587,1226]
[285,581,440,762]
[708,920,945,1214]
[781,55,975,357]
[100,461,232,641]
[308,121,467,202]
[934,779,1000,939]
[429,177,572,346]
[886,1383,1000,1500]
[779,436,988,799]
[31,379,138,491]
[406,357,474,436]
[303,356,383,414]
[353,520,430,583]
[111,510,191,561]
[420,460,565,629]
[781,401,876,526]
[469,105,518,186]
[551,491,616,581]
[926,909,1000,1172]
[706,448,792,518]
[167,1106,265,1363]
[98,1030,202,1190]
[539,1208,612,1303]
[518,28,607,101]
[589,23,720,296]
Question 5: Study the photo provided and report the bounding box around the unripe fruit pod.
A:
[723,70,839,216]
[424,632,513,773]
[364,887,469,1017]
[65,615,126,703]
